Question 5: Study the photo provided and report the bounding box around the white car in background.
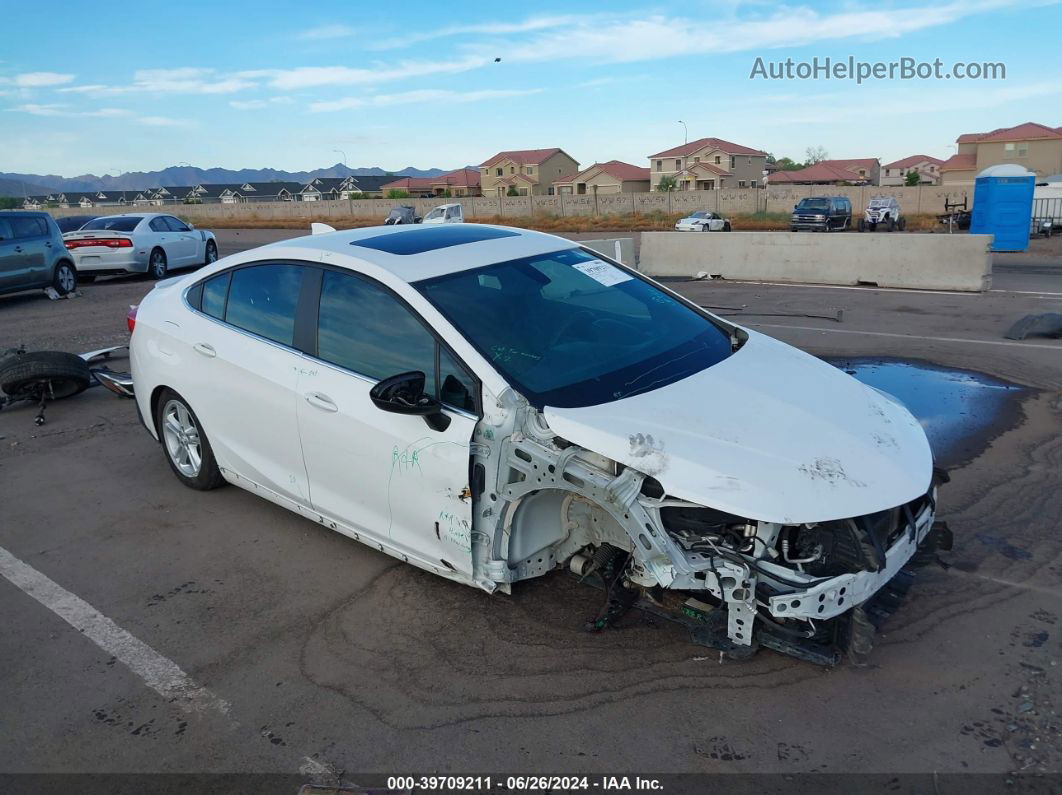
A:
[675,210,731,232]
[422,203,464,224]
[63,213,218,281]
[127,223,944,665]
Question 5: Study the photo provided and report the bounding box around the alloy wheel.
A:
[162,399,202,477]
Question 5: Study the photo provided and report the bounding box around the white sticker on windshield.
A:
[572,260,632,287]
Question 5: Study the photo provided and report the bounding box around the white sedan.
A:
[127,223,943,664]
[675,210,731,232]
[63,212,218,281]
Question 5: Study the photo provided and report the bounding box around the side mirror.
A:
[187,222,196,230]
[369,371,450,431]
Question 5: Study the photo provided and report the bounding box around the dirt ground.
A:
[1,230,1061,790]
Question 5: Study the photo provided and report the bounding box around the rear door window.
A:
[164,216,191,232]
[224,264,303,345]
[0,219,12,240]
[9,217,46,239]
[149,218,169,232]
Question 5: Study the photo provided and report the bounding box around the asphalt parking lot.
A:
[2,228,1061,787]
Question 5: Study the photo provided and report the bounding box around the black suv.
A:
[790,196,852,232]
[0,212,78,297]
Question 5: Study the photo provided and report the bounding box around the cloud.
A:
[297,23,354,40]
[229,96,294,110]
[0,72,76,87]
[7,103,132,118]
[768,81,1062,124]
[243,56,489,90]
[308,88,541,112]
[369,14,596,49]
[468,1,1033,64]
[137,115,194,127]
[57,68,254,96]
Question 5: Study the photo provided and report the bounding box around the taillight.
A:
[127,305,138,334]
[65,238,133,249]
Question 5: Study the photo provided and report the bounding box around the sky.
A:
[1,0,1060,176]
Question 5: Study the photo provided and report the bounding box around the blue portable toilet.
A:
[970,164,1036,252]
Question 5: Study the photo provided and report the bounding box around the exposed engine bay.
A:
[467,394,952,666]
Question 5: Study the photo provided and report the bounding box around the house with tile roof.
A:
[553,161,651,195]
[379,175,436,196]
[648,137,767,191]
[479,148,579,196]
[430,168,481,197]
[941,122,1062,184]
[768,158,880,186]
[881,155,945,186]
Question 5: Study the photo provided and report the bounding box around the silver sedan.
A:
[62,213,218,281]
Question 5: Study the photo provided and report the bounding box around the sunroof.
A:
[350,225,520,255]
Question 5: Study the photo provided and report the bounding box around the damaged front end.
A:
[468,395,950,666]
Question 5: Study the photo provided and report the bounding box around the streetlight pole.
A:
[112,167,125,204]
[334,149,351,209]
[678,120,688,144]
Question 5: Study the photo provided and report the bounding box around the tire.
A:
[0,351,91,400]
[79,274,97,283]
[887,218,895,232]
[723,221,731,232]
[898,217,907,231]
[858,219,866,232]
[203,239,218,266]
[52,260,77,295]
[155,388,225,491]
[148,248,168,280]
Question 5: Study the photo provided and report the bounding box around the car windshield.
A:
[869,199,891,208]
[81,216,142,232]
[415,248,734,409]
[797,199,830,209]
[689,211,708,219]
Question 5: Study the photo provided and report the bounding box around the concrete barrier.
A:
[576,237,636,267]
[640,232,993,292]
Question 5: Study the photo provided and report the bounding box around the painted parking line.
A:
[0,544,229,716]
[746,322,1062,350]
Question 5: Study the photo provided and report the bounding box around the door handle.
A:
[45,242,53,248]
[305,392,338,412]
[193,342,216,358]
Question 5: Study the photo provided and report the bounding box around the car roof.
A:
[262,223,581,283]
[95,212,162,218]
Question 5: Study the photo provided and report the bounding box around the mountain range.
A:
[0,163,451,195]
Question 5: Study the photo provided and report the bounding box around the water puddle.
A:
[826,357,1026,466]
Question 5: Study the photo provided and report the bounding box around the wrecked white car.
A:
[129,224,949,665]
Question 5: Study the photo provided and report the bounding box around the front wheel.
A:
[898,217,907,231]
[156,389,225,490]
[887,218,895,232]
[722,221,731,232]
[52,261,77,295]
[203,239,218,265]
[148,248,168,280]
